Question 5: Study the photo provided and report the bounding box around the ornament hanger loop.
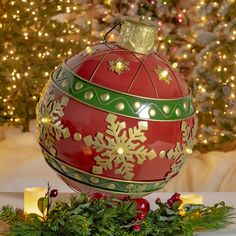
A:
[104,20,123,42]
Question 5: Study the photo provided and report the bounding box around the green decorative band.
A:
[51,62,195,122]
[41,147,167,194]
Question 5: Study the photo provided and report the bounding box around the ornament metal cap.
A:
[118,16,158,54]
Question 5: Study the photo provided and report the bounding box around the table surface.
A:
[0,192,235,235]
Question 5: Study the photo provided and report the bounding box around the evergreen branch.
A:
[0,193,235,236]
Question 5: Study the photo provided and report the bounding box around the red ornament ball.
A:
[36,17,196,197]
[133,198,150,215]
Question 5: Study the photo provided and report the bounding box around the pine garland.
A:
[0,192,235,236]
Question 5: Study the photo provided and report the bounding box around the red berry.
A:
[167,199,173,207]
[137,212,146,220]
[171,192,181,199]
[170,192,181,202]
[133,198,150,215]
[155,197,161,204]
[132,224,141,232]
[50,189,58,198]
[171,196,180,202]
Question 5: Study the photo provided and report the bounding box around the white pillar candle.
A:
[24,187,47,215]
[180,194,203,209]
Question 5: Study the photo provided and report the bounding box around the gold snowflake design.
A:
[108,58,130,75]
[83,114,157,180]
[154,66,172,84]
[36,82,70,156]
[165,118,197,180]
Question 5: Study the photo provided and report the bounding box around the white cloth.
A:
[0,124,236,192]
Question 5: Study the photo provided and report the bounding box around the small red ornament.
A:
[133,198,150,215]
[155,197,161,204]
[132,224,141,232]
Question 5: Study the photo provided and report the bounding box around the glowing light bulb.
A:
[116,147,124,155]
[41,117,50,124]
[161,70,168,78]
[116,62,123,70]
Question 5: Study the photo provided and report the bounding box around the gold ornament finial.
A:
[118,16,158,54]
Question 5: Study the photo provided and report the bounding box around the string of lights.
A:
[0,0,235,151]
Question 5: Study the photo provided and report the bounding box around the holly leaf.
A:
[172,200,182,211]
[37,197,49,216]
[184,204,205,213]
[156,202,178,216]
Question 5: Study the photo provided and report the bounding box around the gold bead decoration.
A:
[149,109,156,117]
[61,165,68,173]
[106,183,115,189]
[163,105,170,114]
[100,93,110,101]
[116,102,125,111]
[190,103,194,110]
[90,177,99,183]
[61,79,69,88]
[175,108,181,116]
[183,102,188,111]
[159,150,166,158]
[133,101,141,109]
[74,173,82,181]
[84,91,94,100]
[126,184,134,190]
[75,81,83,90]
[74,132,82,141]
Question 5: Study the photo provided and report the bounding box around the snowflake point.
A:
[92,165,103,175]
[106,113,117,122]
[138,121,148,130]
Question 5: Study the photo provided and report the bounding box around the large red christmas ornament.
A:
[36,17,196,197]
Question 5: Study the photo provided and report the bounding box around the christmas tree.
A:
[0,0,235,151]
[192,0,236,150]
[0,0,93,131]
